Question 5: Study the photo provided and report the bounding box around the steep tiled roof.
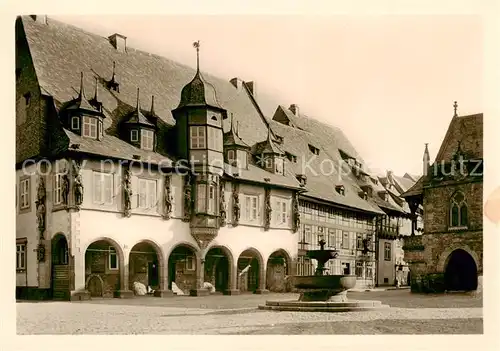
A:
[20,16,271,150]
[269,120,384,214]
[400,175,424,198]
[434,113,483,163]
[224,163,302,191]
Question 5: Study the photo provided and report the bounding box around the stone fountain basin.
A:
[293,275,357,291]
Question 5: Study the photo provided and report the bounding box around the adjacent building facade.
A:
[401,105,483,293]
[16,15,420,300]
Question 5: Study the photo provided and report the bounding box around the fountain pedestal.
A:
[259,239,389,312]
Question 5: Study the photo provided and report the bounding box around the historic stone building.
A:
[16,15,411,299]
[401,104,483,293]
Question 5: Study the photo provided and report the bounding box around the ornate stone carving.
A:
[73,160,84,208]
[163,175,172,220]
[123,168,132,217]
[183,174,193,222]
[191,227,218,250]
[232,182,240,227]
[264,187,272,231]
[292,191,300,233]
[35,176,46,239]
[219,179,226,227]
[37,243,46,262]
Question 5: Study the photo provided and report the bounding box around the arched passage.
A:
[266,249,292,292]
[237,248,264,293]
[51,233,70,299]
[129,241,163,295]
[204,246,234,293]
[444,249,478,291]
[167,244,197,295]
[84,238,124,298]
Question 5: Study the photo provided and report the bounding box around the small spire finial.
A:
[230,113,234,131]
[151,95,155,115]
[93,77,98,100]
[112,61,116,77]
[453,101,458,117]
[236,121,240,137]
[136,88,140,110]
[79,71,84,98]
[193,40,200,72]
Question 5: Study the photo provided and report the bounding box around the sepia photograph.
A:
[10,3,495,340]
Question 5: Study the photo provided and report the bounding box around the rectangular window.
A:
[141,129,154,150]
[19,178,30,209]
[236,150,248,169]
[264,157,273,169]
[356,234,363,250]
[185,256,195,271]
[108,246,118,270]
[71,116,80,130]
[275,158,284,175]
[190,126,206,149]
[355,262,363,278]
[303,225,312,245]
[138,178,157,209]
[275,199,287,224]
[342,231,349,249]
[93,172,113,205]
[82,116,98,139]
[131,129,139,142]
[196,184,207,212]
[244,195,259,221]
[207,127,223,151]
[384,242,392,261]
[16,243,26,270]
[54,173,63,205]
[207,184,215,214]
[328,228,336,248]
[227,149,235,165]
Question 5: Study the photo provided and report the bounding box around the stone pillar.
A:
[255,261,269,294]
[115,248,133,298]
[154,258,173,297]
[224,262,240,295]
[69,247,89,301]
[190,252,210,296]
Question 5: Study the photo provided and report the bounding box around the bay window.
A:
[207,126,223,151]
[196,181,217,215]
[190,126,206,149]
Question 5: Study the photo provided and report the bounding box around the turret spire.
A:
[78,72,85,99]
[453,101,458,117]
[93,77,98,101]
[423,143,430,176]
[151,95,155,115]
[136,88,141,111]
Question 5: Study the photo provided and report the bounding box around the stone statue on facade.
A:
[163,175,172,220]
[35,176,46,239]
[219,179,226,227]
[264,188,272,231]
[183,174,193,222]
[292,192,300,233]
[123,168,132,217]
[232,183,240,227]
[74,174,84,207]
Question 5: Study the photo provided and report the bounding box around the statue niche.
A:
[219,179,226,227]
[264,187,272,231]
[35,176,46,239]
[73,160,84,208]
[292,192,300,233]
[183,174,193,222]
[163,175,172,220]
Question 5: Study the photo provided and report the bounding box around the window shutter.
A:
[104,174,113,204]
[93,173,102,203]
[148,180,156,208]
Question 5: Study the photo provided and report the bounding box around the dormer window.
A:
[131,129,139,142]
[286,152,297,163]
[265,157,273,169]
[71,116,80,130]
[82,116,98,139]
[336,185,345,196]
[308,144,320,155]
[227,150,235,164]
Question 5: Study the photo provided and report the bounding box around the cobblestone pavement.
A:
[16,290,483,335]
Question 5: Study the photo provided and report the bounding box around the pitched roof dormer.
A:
[122,88,157,151]
[254,128,285,175]
[224,114,250,170]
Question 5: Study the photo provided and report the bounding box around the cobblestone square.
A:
[17,290,483,335]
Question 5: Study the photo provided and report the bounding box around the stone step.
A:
[258,304,390,312]
[264,300,384,308]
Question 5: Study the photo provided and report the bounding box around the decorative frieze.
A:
[163,175,172,220]
[264,187,272,231]
[232,182,240,227]
[123,167,132,217]
[219,179,226,227]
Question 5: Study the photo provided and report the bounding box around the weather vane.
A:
[453,101,458,117]
[193,40,200,71]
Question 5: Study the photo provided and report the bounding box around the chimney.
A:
[289,104,299,117]
[230,77,244,92]
[108,33,127,53]
[246,81,256,97]
[30,15,47,25]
